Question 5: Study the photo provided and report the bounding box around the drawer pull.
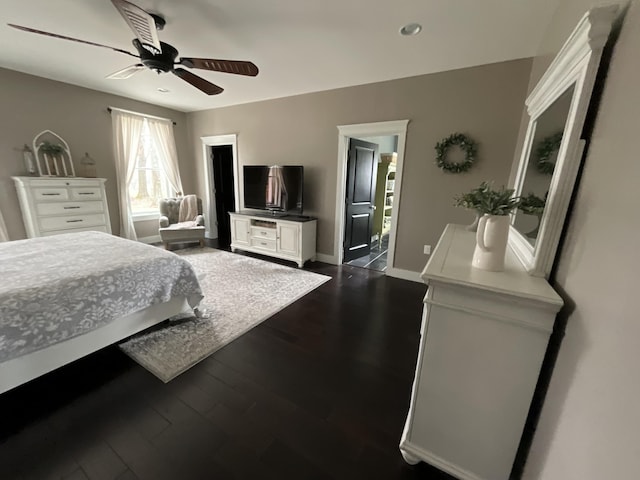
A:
[42,193,61,196]
[78,192,95,195]
[64,206,81,209]
[261,232,267,235]
[66,219,83,223]
[261,242,267,246]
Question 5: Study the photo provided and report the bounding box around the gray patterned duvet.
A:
[0,231,203,363]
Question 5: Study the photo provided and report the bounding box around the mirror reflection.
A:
[513,85,575,245]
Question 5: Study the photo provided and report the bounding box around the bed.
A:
[0,231,203,394]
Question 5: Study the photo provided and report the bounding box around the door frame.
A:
[334,120,409,274]
[201,134,240,239]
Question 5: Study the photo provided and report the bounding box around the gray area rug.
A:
[119,248,330,382]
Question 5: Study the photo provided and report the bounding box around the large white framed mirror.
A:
[509,5,618,278]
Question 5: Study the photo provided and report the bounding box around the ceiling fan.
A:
[8,0,259,95]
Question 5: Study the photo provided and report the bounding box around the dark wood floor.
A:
[0,253,454,480]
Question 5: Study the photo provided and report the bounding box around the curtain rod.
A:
[107,106,177,126]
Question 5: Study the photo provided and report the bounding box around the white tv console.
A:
[229,212,317,268]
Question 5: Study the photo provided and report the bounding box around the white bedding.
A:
[0,231,203,363]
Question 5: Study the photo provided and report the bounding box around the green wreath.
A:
[535,132,563,175]
[435,133,477,173]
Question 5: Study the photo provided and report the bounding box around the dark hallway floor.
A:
[0,259,455,480]
[345,234,389,272]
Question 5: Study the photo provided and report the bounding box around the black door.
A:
[211,145,236,247]
[343,138,378,262]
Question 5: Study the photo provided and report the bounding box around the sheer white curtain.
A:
[146,117,184,195]
[112,110,145,240]
[0,207,9,242]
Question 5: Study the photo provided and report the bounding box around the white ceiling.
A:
[0,0,560,113]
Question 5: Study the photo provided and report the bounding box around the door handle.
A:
[371,205,377,210]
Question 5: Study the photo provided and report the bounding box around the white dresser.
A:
[12,177,112,238]
[229,212,316,267]
[400,224,563,480]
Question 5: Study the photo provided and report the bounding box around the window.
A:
[112,107,183,240]
[128,119,172,215]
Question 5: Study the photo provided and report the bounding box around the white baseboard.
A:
[315,253,338,265]
[386,267,422,283]
[138,235,161,244]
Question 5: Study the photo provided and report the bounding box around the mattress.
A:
[0,231,203,363]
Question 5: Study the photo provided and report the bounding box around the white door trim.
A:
[201,134,240,239]
[334,119,410,270]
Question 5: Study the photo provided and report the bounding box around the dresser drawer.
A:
[70,187,102,200]
[36,201,104,216]
[39,213,107,232]
[27,179,73,188]
[250,237,277,251]
[33,188,69,201]
[250,226,277,240]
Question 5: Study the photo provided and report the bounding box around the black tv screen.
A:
[243,165,303,214]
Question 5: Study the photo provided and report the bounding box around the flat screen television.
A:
[243,165,304,214]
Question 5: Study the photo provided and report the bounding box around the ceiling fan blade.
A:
[7,24,137,58]
[179,58,259,77]
[111,0,161,54]
[172,68,223,95]
[106,64,146,79]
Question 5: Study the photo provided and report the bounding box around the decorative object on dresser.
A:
[229,212,316,268]
[22,144,37,176]
[435,133,477,173]
[399,224,563,480]
[79,152,97,178]
[12,177,111,238]
[32,130,75,177]
[455,182,521,271]
[453,181,490,232]
[509,5,618,278]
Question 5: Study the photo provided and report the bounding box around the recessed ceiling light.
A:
[400,23,422,36]
[157,87,170,93]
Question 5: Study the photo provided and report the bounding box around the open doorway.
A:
[334,120,409,276]
[210,145,236,247]
[201,134,240,249]
[343,136,398,272]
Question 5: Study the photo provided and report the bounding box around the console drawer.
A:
[250,237,277,251]
[251,226,277,240]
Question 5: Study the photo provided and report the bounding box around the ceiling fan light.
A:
[400,23,422,36]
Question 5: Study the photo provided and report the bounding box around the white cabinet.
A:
[400,224,563,480]
[229,213,316,267]
[12,177,112,238]
[230,215,251,246]
[277,223,299,257]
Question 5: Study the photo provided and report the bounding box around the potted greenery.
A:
[455,182,520,271]
[39,141,64,155]
[453,181,490,231]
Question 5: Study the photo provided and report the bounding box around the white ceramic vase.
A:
[472,214,510,271]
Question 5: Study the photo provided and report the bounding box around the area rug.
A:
[119,248,331,382]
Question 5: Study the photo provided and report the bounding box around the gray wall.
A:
[518,1,640,478]
[0,68,191,240]
[187,58,532,271]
